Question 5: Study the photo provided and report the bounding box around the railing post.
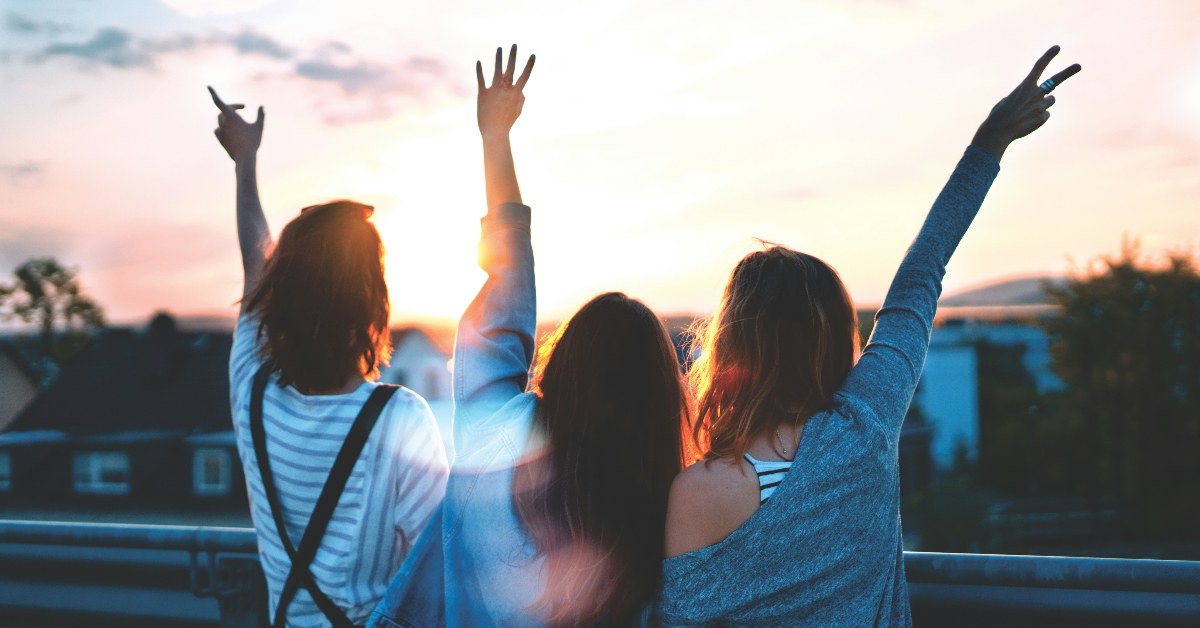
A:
[189,551,268,628]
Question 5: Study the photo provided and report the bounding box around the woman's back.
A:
[660,46,1084,623]
[229,314,449,626]
[661,144,1004,626]
[374,47,688,627]
[661,397,907,625]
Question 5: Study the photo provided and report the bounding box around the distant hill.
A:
[940,276,1068,307]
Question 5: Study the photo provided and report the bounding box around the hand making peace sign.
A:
[972,45,1082,160]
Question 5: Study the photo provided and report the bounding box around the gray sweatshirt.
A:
[656,146,1001,627]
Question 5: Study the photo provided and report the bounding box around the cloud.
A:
[143,32,203,55]
[5,12,68,36]
[318,40,352,55]
[30,27,286,70]
[0,161,46,183]
[24,23,457,124]
[296,54,449,94]
[38,28,154,69]
[225,29,292,59]
[293,55,458,124]
[295,59,392,93]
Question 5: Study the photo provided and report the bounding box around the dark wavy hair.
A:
[513,292,690,626]
[244,200,391,393]
[689,245,859,460]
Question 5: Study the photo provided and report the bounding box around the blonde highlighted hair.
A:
[689,244,860,460]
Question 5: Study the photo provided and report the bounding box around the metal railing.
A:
[1,520,1199,626]
[905,551,1200,627]
[0,519,258,552]
[0,520,265,627]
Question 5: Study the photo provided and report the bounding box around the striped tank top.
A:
[744,453,793,505]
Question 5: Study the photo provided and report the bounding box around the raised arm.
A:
[478,45,535,209]
[453,46,538,434]
[841,46,1081,437]
[208,86,270,304]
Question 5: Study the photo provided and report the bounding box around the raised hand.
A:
[208,86,265,165]
[971,46,1081,160]
[476,45,535,140]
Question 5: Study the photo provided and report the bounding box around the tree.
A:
[974,340,1044,498]
[1044,241,1200,541]
[0,257,104,359]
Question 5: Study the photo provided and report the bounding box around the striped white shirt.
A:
[229,315,448,627]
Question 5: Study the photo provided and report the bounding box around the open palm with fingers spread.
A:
[208,85,265,165]
[476,44,535,140]
[972,45,1081,160]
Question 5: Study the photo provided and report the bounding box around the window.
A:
[193,448,232,497]
[0,451,11,493]
[72,451,131,496]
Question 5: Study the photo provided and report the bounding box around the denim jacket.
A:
[371,203,545,627]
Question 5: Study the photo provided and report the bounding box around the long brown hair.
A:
[690,245,859,460]
[244,200,391,393]
[513,292,690,626]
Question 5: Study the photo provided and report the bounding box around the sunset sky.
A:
[1,0,1197,326]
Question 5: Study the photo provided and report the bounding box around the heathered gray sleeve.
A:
[839,145,1000,441]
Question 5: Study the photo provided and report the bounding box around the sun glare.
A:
[378,206,484,324]
[363,126,488,324]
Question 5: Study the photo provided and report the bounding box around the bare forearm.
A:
[482,133,522,210]
[235,158,270,297]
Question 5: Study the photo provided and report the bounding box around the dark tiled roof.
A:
[6,314,233,436]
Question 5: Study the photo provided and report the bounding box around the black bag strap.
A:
[250,364,399,627]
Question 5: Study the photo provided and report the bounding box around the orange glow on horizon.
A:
[0,1,1197,325]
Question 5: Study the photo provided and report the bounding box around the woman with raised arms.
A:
[660,47,1081,626]
[372,46,691,627]
[210,87,449,627]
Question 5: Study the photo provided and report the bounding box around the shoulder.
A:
[229,314,264,383]
[665,456,760,557]
[378,386,442,441]
[381,384,430,414]
[376,386,450,471]
[672,457,749,495]
[231,313,261,351]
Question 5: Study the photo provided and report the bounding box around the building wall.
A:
[932,322,1062,392]
[915,344,980,470]
[381,331,454,458]
[382,333,451,402]
[914,322,1062,471]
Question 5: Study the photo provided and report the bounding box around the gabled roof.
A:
[0,339,60,388]
[6,313,233,436]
